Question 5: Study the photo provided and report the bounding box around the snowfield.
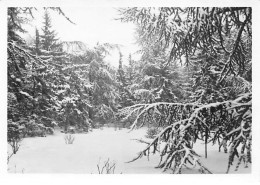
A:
[8,127,251,174]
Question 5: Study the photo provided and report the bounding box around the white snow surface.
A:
[8,127,251,174]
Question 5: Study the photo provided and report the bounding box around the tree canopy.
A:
[118,7,252,173]
[7,7,252,174]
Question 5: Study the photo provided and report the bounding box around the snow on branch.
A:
[8,41,47,67]
[217,12,251,84]
[120,93,251,173]
[119,102,197,130]
[62,64,89,71]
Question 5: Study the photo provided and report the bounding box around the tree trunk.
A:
[205,127,208,158]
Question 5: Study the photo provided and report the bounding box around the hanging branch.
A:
[119,93,251,173]
[217,12,251,84]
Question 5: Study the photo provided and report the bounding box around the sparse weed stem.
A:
[96,158,118,174]
[64,134,75,144]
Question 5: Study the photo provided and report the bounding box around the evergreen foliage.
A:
[8,8,88,139]
[40,10,60,51]
[7,7,252,174]
[118,7,252,173]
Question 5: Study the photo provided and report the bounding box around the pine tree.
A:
[128,34,190,104]
[118,7,252,174]
[7,7,85,139]
[117,51,126,86]
[40,10,60,51]
[7,7,53,147]
[127,54,134,83]
[116,52,136,112]
[64,43,120,127]
[35,28,40,55]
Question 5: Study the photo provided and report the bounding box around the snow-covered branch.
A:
[120,92,251,173]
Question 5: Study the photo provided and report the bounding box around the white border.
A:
[1,1,260,185]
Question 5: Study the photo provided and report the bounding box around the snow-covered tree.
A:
[7,7,82,137]
[126,54,135,83]
[62,42,121,127]
[40,10,60,51]
[33,28,40,55]
[128,24,193,105]
[116,52,136,109]
[117,51,126,86]
[8,8,50,137]
[118,7,252,173]
[88,44,120,125]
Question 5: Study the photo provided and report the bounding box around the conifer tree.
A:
[36,12,92,132]
[40,10,60,51]
[7,7,88,138]
[116,52,136,110]
[118,7,252,174]
[7,7,56,142]
[117,51,126,86]
[126,54,135,83]
[35,28,40,55]
[64,43,120,126]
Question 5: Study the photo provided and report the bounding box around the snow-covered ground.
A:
[8,127,251,174]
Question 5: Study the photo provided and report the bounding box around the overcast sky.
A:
[25,7,140,67]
